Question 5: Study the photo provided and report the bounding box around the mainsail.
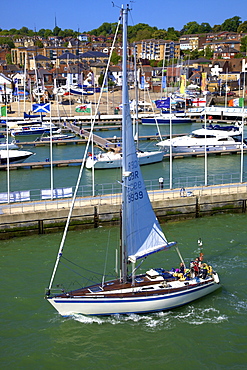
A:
[121,7,172,266]
[122,100,171,264]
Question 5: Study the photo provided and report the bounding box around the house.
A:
[80,50,109,64]
[78,34,89,42]
[213,46,240,59]
[179,34,207,52]
[29,54,51,70]
[108,65,122,86]
[56,52,79,67]
[0,73,14,103]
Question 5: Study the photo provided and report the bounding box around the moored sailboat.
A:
[45,5,220,317]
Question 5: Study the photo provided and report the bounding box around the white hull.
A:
[0,149,34,164]
[157,125,245,153]
[161,143,243,153]
[86,151,164,169]
[47,279,220,316]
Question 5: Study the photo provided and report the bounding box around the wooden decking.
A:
[54,273,215,299]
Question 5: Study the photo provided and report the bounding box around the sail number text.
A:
[127,169,143,202]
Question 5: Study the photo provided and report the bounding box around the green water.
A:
[1,214,247,369]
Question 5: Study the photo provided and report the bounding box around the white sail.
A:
[122,72,171,264]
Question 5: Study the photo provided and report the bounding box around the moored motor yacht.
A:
[157,123,246,153]
[0,149,34,164]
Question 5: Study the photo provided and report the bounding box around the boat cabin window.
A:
[191,134,216,139]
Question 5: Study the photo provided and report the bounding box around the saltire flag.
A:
[75,104,91,113]
[155,97,170,109]
[32,103,50,113]
[180,74,186,95]
[228,98,244,107]
[1,105,7,116]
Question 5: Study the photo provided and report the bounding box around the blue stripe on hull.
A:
[50,282,220,316]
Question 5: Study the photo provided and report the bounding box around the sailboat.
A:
[85,148,164,169]
[46,6,220,316]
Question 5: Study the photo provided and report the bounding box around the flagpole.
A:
[240,70,245,183]
[91,104,95,197]
[169,96,173,190]
[6,106,10,204]
[49,105,53,200]
[204,108,208,186]
[23,53,27,113]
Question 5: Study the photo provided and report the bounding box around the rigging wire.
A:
[47,14,123,292]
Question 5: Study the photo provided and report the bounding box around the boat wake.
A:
[67,305,228,328]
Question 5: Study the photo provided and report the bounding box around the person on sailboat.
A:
[179,262,185,274]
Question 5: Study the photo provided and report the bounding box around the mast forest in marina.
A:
[45,5,221,317]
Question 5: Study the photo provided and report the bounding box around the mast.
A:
[121,5,129,283]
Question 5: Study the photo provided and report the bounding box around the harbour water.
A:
[1,214,247,368]
[1,121,247,194]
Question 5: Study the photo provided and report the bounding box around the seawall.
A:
[0,184,246,239]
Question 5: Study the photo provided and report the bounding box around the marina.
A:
[1,2,247,368]
[0,146,246,170]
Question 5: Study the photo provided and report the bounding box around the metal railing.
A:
[0,172,247,215]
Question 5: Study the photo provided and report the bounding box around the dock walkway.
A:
[0,147,246,170]
[65,120,118,150]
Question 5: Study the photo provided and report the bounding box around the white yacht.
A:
[157,123,245,153]
[86,149,164,169]
[0,149,34,164]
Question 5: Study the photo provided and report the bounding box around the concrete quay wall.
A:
[0,190,246,239]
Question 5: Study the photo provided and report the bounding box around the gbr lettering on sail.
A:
[127,160,144,203]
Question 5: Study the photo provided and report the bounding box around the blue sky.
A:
[1,0,246,32]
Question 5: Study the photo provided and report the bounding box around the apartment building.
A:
[135,39,180,60]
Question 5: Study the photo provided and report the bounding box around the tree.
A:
[53,26,62,36]
[19,26,29,35]
[44,29,53,39]
[0,37,14,48]
[238,21,247,33]
[35,40,44,48]
[128,23,157,42]
[149,59,157,67]
[6,53,12,64]
[198,22,212,33]
[181,21,201,34]
[37,29,46,37]
[135,29,153,41]
[240,35,247,54]
[166,27,180,41]
[212,24,222,33]
[110,50,121,65]
[221,16,241,32]
[204,46,213,59]
[152,29,167,40]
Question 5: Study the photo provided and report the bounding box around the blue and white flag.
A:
[155,97,170,109]
[32,103,50,113]
[161,76,166,89]
[140,76,145,89]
